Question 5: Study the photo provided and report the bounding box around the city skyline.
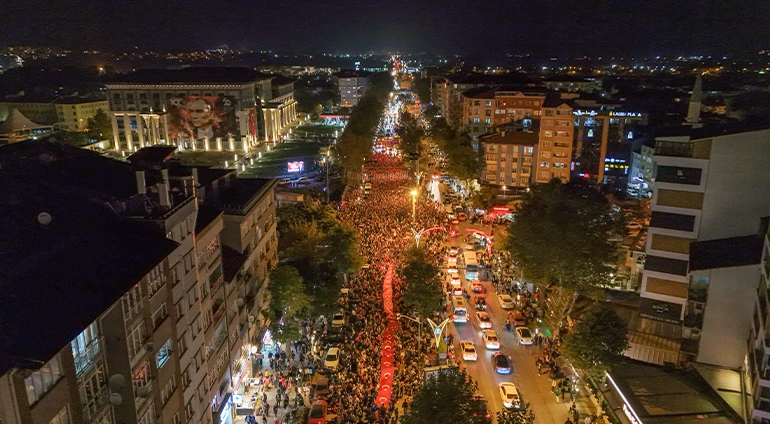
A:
[4,0,770,56]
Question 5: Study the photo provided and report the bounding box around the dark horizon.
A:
[3,0,770,57]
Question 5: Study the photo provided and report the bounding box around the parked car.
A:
[324,347,340,370]
[308,400,328,424]
[516,326,534,345]
[331,311,345,327]
[498,294,515,309]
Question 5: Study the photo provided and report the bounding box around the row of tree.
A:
[334,73,393,173]
[264,202,362,342]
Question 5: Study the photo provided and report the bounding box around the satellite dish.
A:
[109,393,123,405]
[237,298,245,307]
[248,315,255,324]
[108,374,126,391]
[136,386,150,398]
[37,212,52,225]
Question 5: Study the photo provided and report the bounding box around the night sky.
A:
[4,0,770,56]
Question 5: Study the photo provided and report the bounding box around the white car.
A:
[482,330,500,350]
[498,294,515,310]
[476,311,492,329]
[331,312,345,327]
[499,383,521,409]
[447,265,459,275]
[447,254,458,265]
[449,246,460,255]
[447,273,461,286]
[324,347,340,370]
[516,326,534,345]
[460,340,478,361]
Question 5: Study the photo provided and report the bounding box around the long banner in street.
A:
[376,264,397,408]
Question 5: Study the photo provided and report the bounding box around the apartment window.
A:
[175,301,185,322]
[545,110,554,116]
[178,331,189,355]
[71,322,100,375]
[656,166,702,185]
[485,101,492,107]
[555,131,569,137]
[156,338,173,368]
[122,283,144,324]
[540,162,550,168]
[48,407,71,424]
[127,322,147,359]
[485,110,491,117]
[79,364,107,419]
[524,147,533,153]
[173,413,181,424]
[473,100,480,106]
[181,366,192,389]
[185,400,195,421]
[147,265,165,297]
[553,163,567,168]
[472,118,480,123]
[484,119,491,125]
[543,131,553,138]
[152,303,168,329]
[541,151,552,158]
[650,211,696,232]
[25,355,64,405]
[160,375,177,405]
[138,403,155,424]
[132,360,151,393]
[127,94,134,100]
[539,171,549,180]
[113,93,121,100]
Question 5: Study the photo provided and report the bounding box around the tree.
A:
[469,185,498,211]
[428,117,456,151]
[561,303,630,378]
[496,403,536,424]
[401,246,444,317]
[277,202,362,316]
[86,108,113,142]
[413,75,431,104]
[401,368,491,424]
[445,134,481,185]
[505,178,623,331]
[264,265,312,343]
[396,110,424,155]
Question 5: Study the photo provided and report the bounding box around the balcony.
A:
[210,275,224,296]
[73,337,103,376]
[82,384,109,422]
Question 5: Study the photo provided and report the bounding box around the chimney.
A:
[136,170,146,195]
[159,182,170,207]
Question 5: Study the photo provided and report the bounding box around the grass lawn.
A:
[175,151,242,167]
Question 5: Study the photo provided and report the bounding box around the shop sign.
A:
[638,298,682,324]
[492,206,510,213]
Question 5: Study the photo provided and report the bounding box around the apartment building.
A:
[0,94,108,131]
[439,72,536,127]
[460,86,548,138]
[0,143,278,424]
[534,94,575,184]
[626,126,770,367]
[478,129,537,188]
[541,75,600,93]
[748,220,770,423]
[333,70,371,107]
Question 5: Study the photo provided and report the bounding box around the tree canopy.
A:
[401,246,444,317]
[264,265,312,343]
[505,178,623,328]
[401,368,490,424]
[469,185,498,211]
[561,303,630,378]
[445,134,482,183]
[396,110,424,155]
[87,108,113,142]
[277,202,362,316]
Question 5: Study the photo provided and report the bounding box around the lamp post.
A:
[396,313,422,348]
[502,185,507,197]
[410,189,418,224]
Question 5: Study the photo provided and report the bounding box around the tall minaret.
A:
[685,73,703,127]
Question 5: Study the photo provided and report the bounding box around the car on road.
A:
[451,218,460,225]
[447,253,458,264]
[482,330,500,350]
[364,181,372,190]
[458,212,467,221]
[476,311,492,329]
[471,281,484,293]
[498,294,515,309]
[460,340,478,361]
[498,382,521,409]
[492,352,513,374]
[449,245,460,255]
[279,178,291,185]
[323,327,347,345]
[308,399,328,424]
[447,273,461,286]
[447,213,456,221]
[331,311,345,327]
[447,265,459,274]
[516,326,534,345]
[324,347,340,370]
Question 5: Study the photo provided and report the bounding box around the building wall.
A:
[0,102,57,125]
[694,265,760,368]
[462,93,545,137]
[338,77,368,107]
[481,141,534,187]
[55,101,109,131]
[535,104,573,183]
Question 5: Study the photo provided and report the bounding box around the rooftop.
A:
[655,123,770,140]
[689,234,764,271]
[208,177,276,215]
[0,175,178,375]
[604,361,743,424]
[333,69,372,79]
[195,204,223,235]
[222,245,248,283]
[447,72,536,86]
[108,67,273,85]
[270,74,296,87]
[461,85,548,99]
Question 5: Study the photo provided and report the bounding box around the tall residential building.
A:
[104,67,298,152]
[0,143,278,424]
[534,93,575,184]
[478,129,537,188]
[333,70,371,107]
[626,126,770,367]
[440,72,536,127]
[460,86,548,138]
[748,215,770,423]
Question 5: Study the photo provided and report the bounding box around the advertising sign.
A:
[248,109,257,136]
[287,161,305,173]
[167,96,237,140]
[638,298,682,324]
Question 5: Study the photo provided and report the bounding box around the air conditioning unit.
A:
[144,342,155,353]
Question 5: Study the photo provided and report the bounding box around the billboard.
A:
[167,96,237,140]
[287,161,305,173]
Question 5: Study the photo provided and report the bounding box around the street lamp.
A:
[410,189,418,223]
[396,313,422,348]
[502,185,507,197]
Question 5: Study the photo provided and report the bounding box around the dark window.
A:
[645,255,689,275]
[153,93,160,99]
[140,93,147,100]
[656,166,702,185]
[127,94,134,100]
[650,211,696,231]
[113,93,121,100]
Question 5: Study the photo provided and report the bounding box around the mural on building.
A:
[167,96,237,139]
